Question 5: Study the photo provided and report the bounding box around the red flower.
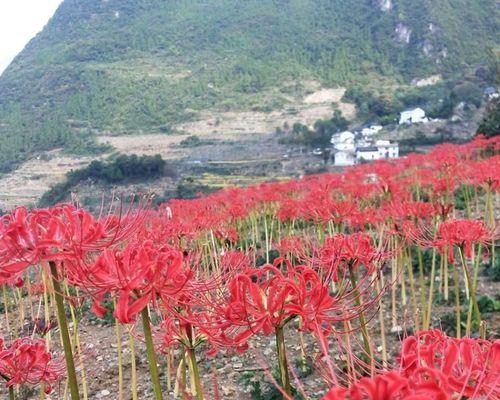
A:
[0,337,64,394]
[399,330,500,399]
[318,233,382,282]
[434,219,493,262]
[225,263,298,337]
[224,259,360,346]
[1,204,142,285]
[322,369,448,400]
[78,241,190,324]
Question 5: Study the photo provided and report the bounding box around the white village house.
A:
[375,140,399,158]
[399,107,428,125]
[331,130,355,151]
[356,146,380,162]
[331,131,356,166]
[334,150,357,166]
[356,140,399,162]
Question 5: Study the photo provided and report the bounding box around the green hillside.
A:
[0,0,498,172]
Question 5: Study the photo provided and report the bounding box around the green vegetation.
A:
[176,177,220,200]
[239,368,305,400]
[477,98,500,137]
[39,154,168,206]
[177,135,232,148]
[346,78,487,125]
[485,255,500,282]
[279,110,349,148]
[0,0,498,171]
[398,130,465,154]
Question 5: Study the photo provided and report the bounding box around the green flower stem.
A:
[452,262,461,338]
[128,331,138,400]
[415,247,427,323]
[424,249,437,329]
[141,307,163,400]
[459,248,481,334]
[49,261,80,400]
[275,325,292,398]
[9,386,15,400]
[186,347,204,400]
[348,264,373,362]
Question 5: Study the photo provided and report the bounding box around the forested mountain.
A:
[0,0,498,172]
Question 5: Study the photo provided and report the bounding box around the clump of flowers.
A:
[322,330,500,400]
[0,337,64,395]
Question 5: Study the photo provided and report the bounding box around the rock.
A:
[222,385,235,396]
[96,389,111,398]
[391,325,403,334]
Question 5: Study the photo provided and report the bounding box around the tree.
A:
[453,82,483,108]
[477,99,500,138]
[486,46,500,84]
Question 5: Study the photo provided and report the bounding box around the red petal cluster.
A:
[0,337,64,394]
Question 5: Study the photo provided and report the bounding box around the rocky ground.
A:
[0,271,498,400]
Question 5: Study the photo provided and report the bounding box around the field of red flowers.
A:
[1,135,499,400]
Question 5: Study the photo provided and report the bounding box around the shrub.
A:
[39,154,169,206]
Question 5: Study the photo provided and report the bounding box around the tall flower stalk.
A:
[141,307,163,400]
[49,262,79,400]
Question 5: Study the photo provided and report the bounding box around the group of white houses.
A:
[330,106,434,166]
[331,126,399,166]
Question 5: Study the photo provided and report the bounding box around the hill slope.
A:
[0,0,498,171]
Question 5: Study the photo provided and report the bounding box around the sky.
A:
[0,0,63,74]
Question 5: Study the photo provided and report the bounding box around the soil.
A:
[0,271,498,400]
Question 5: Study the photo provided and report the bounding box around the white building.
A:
[356,147,380,162]
[399,107,428,125]
[376,140,399,158]
[484,87,499,100]
[331,130,355,150]
[331,131,356,166]
[334,150,356,166]
[357,141,399,162]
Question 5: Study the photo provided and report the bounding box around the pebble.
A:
[96,389,110,398]
[222,385,235,396]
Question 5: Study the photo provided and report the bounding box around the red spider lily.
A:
[318,233,383,282]
[301,193,358,226]
[383,199,436,222]
[322,369,449,400]
[433,219,493,262]
[277,198,303,222]
[399,330,500,399]
[432,201,454,221]
[218,250,252,273]
[0,337,65,394]
[0,204,143,285]
[461,156,500,190]
[214,226,239,244]
[346,206,384,230]
[224,259,371,346]
[73,241,191,324]
[275,236,308,261]
[160,308,243,356]
[225,263,300,339]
